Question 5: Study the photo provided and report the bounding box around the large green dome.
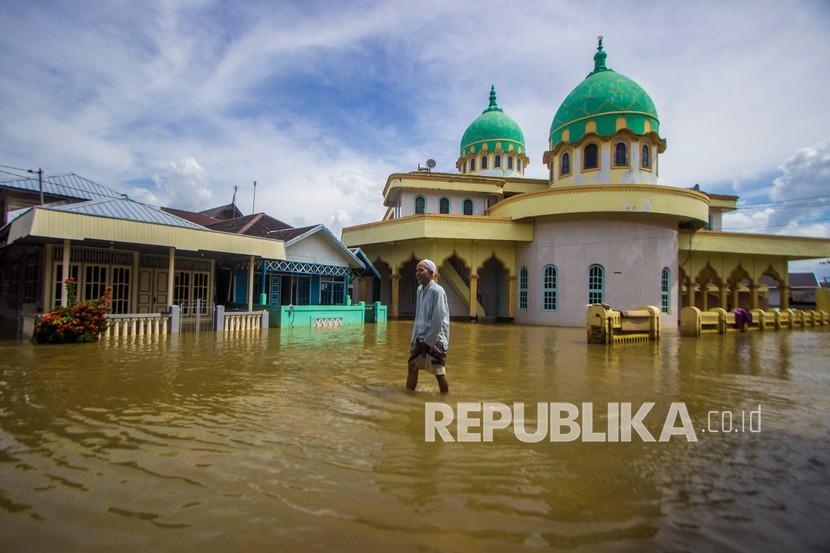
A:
[549,41,662,148]
[460,86,525,157]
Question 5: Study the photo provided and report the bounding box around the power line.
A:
[734,195,830,209]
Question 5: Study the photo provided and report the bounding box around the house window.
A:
[174,271,191,306]
[84,265,108,301]
[53,264,80,308]
[439,198,450,214]
[614,142,628,166]
[463,161,467,173]
[192,272,209,307]
[321,276,345,305]
[470,158,476,171]
[517,159,523,172]
[543,265,557,310]
[463,199,473,215]
[642,144,651,169]
[415,196,426,214]
[508,156,513,170]
[588,264,604,304]
[661,267,671,313]
[519,266,528,309]
[584,144,599,170]
[495,155,501,168]
[560,152,571,175]
[111,267,131,314]
[481,156,488,169]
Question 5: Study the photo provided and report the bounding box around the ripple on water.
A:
[0,323,828,551]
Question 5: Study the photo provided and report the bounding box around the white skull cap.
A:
[419,259,436,273]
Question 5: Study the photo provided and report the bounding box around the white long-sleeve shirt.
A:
[410,280,450,349]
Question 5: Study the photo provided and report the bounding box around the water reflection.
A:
[0,323,828,551]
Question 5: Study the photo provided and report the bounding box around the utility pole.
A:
[252,180,257,214]
[27,168,44,205]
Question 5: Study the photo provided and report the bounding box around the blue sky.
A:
[1,0,829,277]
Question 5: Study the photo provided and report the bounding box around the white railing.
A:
[223,311,263,332]
[105,313,170,338]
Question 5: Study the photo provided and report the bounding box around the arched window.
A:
[494,155,501,168]
[560,152,571,176]
[439,197,450,214]
[584,144,599,170]
[519,266,528,309]
[661,267,671,313]
[614,142,628,166]
[517,159,522,172]
[481,156,488,169]
[543,265,557,310]
[588,264,604,304]
[507,156,514,170]
[463,199,473,216]
[415,196,426,214]
[642,144,651,169]
[463,160,467,173]
[470,158,476,171]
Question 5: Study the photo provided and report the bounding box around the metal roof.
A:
[45,198,207,229]
[0,172,124,201]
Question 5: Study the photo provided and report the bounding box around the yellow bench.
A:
[587,304,660,344]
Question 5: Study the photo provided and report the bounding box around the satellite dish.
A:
[426,159,436,169]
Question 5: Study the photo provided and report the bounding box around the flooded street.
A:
[1,322,829,552]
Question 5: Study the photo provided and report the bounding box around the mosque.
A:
[341,39,830,328]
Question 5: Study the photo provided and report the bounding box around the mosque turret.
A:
[457,86,528,177]
[543,37,667,186]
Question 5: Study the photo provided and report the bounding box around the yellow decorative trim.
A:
[344,213,516,232]
[549,111,658,136]
[585,121,597,134]
[546,130,667,159]
[489,183,709,212]
[615,117,627,131]
[461,137,525,150]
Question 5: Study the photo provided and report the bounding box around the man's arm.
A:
[422,288,448,347]
[410,286,421,345]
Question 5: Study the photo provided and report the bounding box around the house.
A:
[0,173,384,330]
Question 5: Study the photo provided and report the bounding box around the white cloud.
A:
[724,140,830,238]
[1,0,829,234]
[133,157,214,210]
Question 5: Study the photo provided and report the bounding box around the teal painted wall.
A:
[234,271,247,303]
[278,304,366,328]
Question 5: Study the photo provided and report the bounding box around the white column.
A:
[61,240,70,307]
[167,247,175,307]
[247,256,255,312]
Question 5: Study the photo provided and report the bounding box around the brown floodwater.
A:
[0,322,829,552]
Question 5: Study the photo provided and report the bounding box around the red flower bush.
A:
[33,279,112,344]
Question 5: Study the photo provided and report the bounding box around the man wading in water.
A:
[407,259,450,393]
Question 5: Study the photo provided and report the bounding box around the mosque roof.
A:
[459,86,526,157]
[549,39,662,148]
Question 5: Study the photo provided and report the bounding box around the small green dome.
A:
[460,86,526,157]
[549,39,661,148]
